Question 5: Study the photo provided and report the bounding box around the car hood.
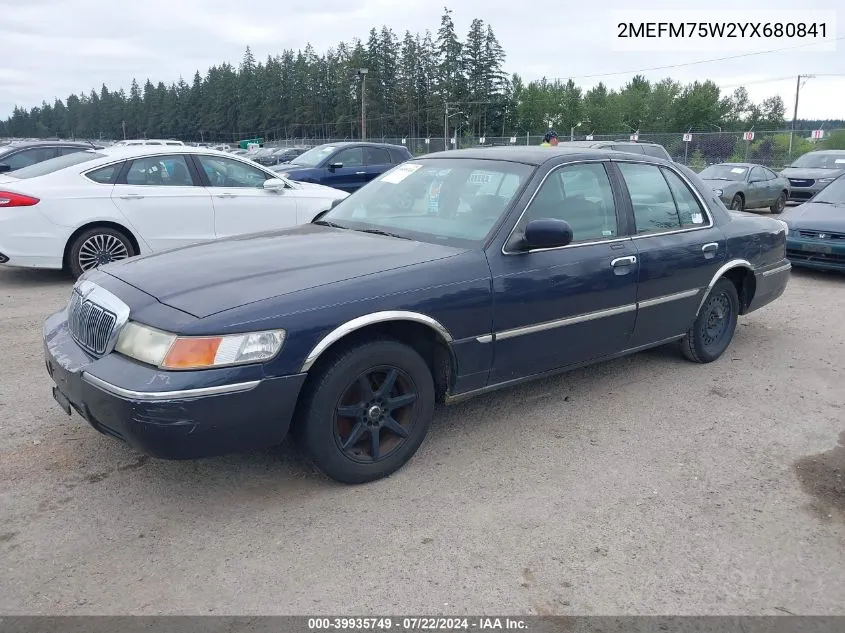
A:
[291,180,347,196]
[783,202,845,231]
[780,167,845,179]
[102,224,464,318]
[272,164,315,178]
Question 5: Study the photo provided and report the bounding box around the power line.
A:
[541,36,845,83]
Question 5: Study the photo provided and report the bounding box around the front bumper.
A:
[786,181,831,202]
[786,235,845,272]
[43,310,308,459]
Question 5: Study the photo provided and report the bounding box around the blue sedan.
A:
[43,147,791,483]
[783,173,845,272]
[271,141,413,193]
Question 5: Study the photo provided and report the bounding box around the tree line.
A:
[1,7,839,142]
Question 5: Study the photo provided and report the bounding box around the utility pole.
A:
[357,68,369,140]
[444,102,449,151]
[121,120,126,140]
[789,74,814,159]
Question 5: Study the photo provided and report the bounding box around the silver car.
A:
[779,150,845,202]
[698,162,790,213]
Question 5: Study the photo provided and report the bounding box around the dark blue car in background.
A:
[43,147,791,484]
[271,141,412,192]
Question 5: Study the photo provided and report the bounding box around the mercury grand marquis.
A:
[43,147,791,483]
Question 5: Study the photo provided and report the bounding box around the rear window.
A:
[642,144,671,160]
[7,151,106,179]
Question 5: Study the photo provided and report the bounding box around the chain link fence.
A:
[266,129,844,170]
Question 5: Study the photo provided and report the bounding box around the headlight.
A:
[713,189,723,196]
[818,177,835,184]
[775,219,790,233]
[115,322,286,369]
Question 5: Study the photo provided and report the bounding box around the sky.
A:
[1,0,843,124]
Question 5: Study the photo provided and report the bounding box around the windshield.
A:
[699,164,748,181]
[7,151,105,179]
[290,144,338,167]
[320,158,535,247]
[789,152,845,169]
[813,175,845,204]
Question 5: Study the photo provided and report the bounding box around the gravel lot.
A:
[1,257,844,616]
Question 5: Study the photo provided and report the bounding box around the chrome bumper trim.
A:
[81,373,260,401]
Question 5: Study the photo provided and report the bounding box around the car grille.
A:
[798,230,845,240]
[788,178,815,187]
[68,289,117,356]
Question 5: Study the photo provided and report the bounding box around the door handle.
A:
[215,192,236,198]
[702,242,719,252]
[119,194,144,200]
[610,255,637,267]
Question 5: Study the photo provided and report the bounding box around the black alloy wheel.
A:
[296,339,435,483]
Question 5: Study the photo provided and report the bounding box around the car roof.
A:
[313,141,409,150]
[808,149,845,155]
[559,140,663,147]
[1,139,100,148]
[419,146,622,166]
[98,145,240,158]
[710,162,760,168]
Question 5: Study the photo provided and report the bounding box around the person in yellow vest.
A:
[540,130,559,147]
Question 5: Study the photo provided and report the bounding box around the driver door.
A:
[321,146,367,192]
[485,161,639,383]
[192,154,299,238]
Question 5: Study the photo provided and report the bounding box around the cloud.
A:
[1,0,842,120]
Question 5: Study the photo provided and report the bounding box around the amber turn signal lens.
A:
[162,337,222,369]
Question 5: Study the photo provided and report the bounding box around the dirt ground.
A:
[1,263,844,615]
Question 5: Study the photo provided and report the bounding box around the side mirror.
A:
[0,164,10,173]
[330,198,343,209]
[328,162,343,172]
[519,218,574,250]
[263,178,287,192]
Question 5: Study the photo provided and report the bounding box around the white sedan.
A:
[0,145,349,277]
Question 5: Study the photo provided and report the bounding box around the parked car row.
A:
[0,145,349,276]
[39,145,792,484]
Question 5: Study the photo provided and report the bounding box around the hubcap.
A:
[78,234,129,271]
[334,367,418,463]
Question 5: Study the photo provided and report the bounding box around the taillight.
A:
[0,191,40,207]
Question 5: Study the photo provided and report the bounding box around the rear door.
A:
[192,153,300,237]
[110,153,216,252]
[611,160,726,347]
[362,146,393,184]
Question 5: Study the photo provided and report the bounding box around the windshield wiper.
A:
[312,219,348,229]
[357,228,410,240]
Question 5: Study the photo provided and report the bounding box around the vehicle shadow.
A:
[0,267,71,288]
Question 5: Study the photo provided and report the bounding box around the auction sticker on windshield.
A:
[731,167,746,174]
[381,163,423,184]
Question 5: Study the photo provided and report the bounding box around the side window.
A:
[661,168,707,227]
[333,147,364,168]
[3,148,56,170]
[363,147,391,166]
[196,155,270,188]
[617,162,682,234]
[523,162,618,242]
[85,163,121,184]
[123,155,194,186]
[763,167,779,180]
[749,166,765,182]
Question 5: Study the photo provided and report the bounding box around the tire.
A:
[296,339,436,484]
[770,192,786,214]
[67,227,135,279]
[730,194,744,212]
[680,278,740,364]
